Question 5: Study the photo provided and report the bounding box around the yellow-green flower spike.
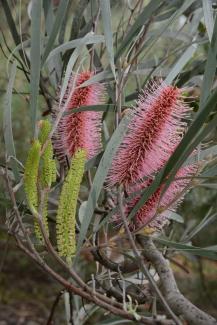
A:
[42,192,49,235]
[24,140,41,213]
[38,120,51,143]
[34,191,50,241]
[38,120,56,188]
[34,219,41,241]
[56,149,86,260]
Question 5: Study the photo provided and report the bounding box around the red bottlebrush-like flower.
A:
[107,81,189,188]
[53,71,105,162]
[124,164,198,231]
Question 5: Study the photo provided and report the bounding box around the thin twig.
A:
[46,290,65,325]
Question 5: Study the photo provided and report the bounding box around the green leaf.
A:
[165,44,197,85]
[41,0,69,65]
[100,0,116,80]
[75,114,131,260]
[168,212,184,224]
[43,0,62,87]
[30,0,42,137]
[3,61,19,182]
[78,70,113,88]
[184,144,217,166]
[120,0,196,66]
[85,152,103,171]
[64,104,115,115]
[205,245,217,251]
[46,33,105,62]
[154,237,217,260]
[182,209,217,243]
[6,39,31,78]
[198,183,217,189]
[199,14,217,108]
[115,0,161,60]
[158,107,217,208]
[43,0,54,36]
[164,102,217,183]
[59,46,83,105]
[95,320,133,325]
[141,0,197,60]
[1,0,29,67]
[202,164,217,177]
[202,0,214,42]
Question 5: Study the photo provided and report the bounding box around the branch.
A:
[46,290,64,325]
[15,236,172,325]
[91,236,140,273]
[137,236,217,325]
[118,188,182,325]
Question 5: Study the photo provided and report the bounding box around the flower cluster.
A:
[107,80,197,231]
[53,71,105,164]
[53,73,197,233]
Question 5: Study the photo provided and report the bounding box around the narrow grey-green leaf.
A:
[168,212,184,224]
[158,103,217,209]
[3,61,19,182]
[199,14,217,108]
[165,44,197,85]
[43,0,54,36]
[96,320,133,325]
[163,99,217,190]
[202,164,217,177]
[202,0,214,42]
[135,0,197,64]
[85,152,103,171]
[64,104,115,115]
[182,211,217,243]
[6,39,31,77]
[184,144,217,166]
[42,0,69,65]
[46,34,104,62]
[1,0,29,67]
[199,183,217,189]
[30,0,42,137]
[153,237,217,260]
[75,114,131,259]
[59,46,82,105]
[100,0,116,80]
[78,70,113,88]
[115,0,161,60]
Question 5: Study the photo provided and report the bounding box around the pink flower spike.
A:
[125,164,198,232]
[53,71,105,162]
[107,80,189,188]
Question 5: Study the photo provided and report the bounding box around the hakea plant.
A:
[53,71,105,164]
[107,80,197,232]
